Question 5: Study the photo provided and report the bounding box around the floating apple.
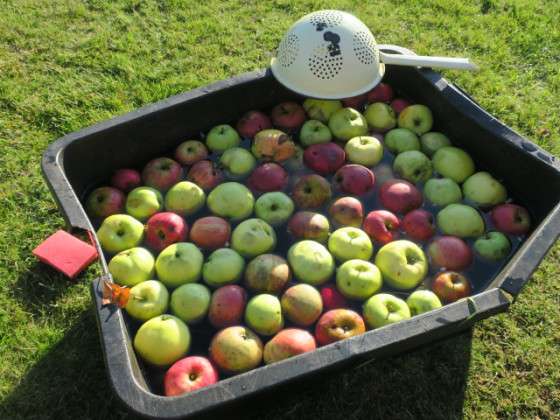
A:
[134,315,190,367]
[303,142,345,175]
[474,231,511,261]
[247,162,288,192]
[108,247,155,286]
[164,181,206,216]
[406,290,442,316]
[254,192,294,226]
[379,179,423,214]
[342,93,367,109]
[402,209,436,241]
[126,186,164,221]
[142,157,182,191]
[270,102,306,131]
[208,285,247,329]
[463,172,507,207]
[333,164,375,196]
[86,186,125,218]
[284,144,305,172]
[220,147,257,178]
[344,136,384,167]
[209,326,263,374]
[423,178,462,206]
[252,129,296,162]
[420,132,451,157]
[336,259,382,300]
[329,196,364,227]
[398,104,433,135]
[287,240,335,285]
[393,150,433,183]
[328,227,373,262]
[375,240,428,289]
[292,174,332,209]
[245,294,284,336]
[207,182,254,221]
[363,293,411,329]
[189,216,231,250]
[170,283,211,324]
[303,98,343,123]
[97,214,144,254]
[202,248,245,287]
[363,210,401,244]
[437,204,485,238]
[287,211,330,243]
[145,212,188,252]
[490,203,531,235]
[367,83,394,103]
[320,285,349,310]
[186,160,224,191]
[245,254,291,294]
[432,146,475,183]
[155,242,204,287]
[236,110,272,139]
[432,271,472,303]
[299,120,332,147]
[164,356,219,397]
[110,169,142,193]
[390,98,411,114]
[384,128,420,155]
[263,329,317,364]
[315,309,366,345]
[328,107,368,141]
[280,283,323,326]
[374,162,395,185]
[206,124,241,152]
[231,218,276,258]
[428,236,473,271]
[364,102,397,133]
[174,140,208,165]
[125,280,169,321]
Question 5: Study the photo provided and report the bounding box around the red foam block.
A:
[33,230,98,279]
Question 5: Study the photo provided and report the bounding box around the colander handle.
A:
[379,51,478,71]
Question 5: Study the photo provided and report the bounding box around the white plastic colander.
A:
[270,10,477,99]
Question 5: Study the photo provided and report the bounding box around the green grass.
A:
[1,0,559,418]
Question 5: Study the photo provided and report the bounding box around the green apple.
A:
[398,104,433,135]
[393,150,433,183]
[207,182,254,221]
[462,172,507,207]
[384,128,420,154]
[287,240,334,285]
[220,147,256,177]
[126,186,163,220]
[424,178,462,206]
[133,314,190,366]
[303,98,343,123]
[336,259,382,300]
[406,290,442,316]
[420,132,451,156]
[170,283,211,324]
[328,107,368,141]
[125,280,169,321]
[374,240,428,289]
[437,204,485,237]
[364,102,397,133]
[474,231,511,260]
[432,146,475,183]
[363,293,411,329]
[245,294,284,336]
[344,136,384,166]
[255,192,294,226]
[206,124,240,152]
[108,247,155,286]
[231,218,276,258]
[97,214,144,254]
[164,181,206,216]
[299,120,332,147]
[284,144,305,172]
[155,242,204,287]
[328,227,373,262]
[202,248,245,287]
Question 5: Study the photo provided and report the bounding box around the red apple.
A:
[86,186,125,218]
[432,271,472,303]
[303,143,346,175]
[379,179,423,214]
[333,164,375,196]
[164,356,219,396]
[237,110,272,139]
[491,204,531,235]
[263,328,317,364]
[145,212,189,252]
[363,210,400,244]
[428,236,473,271]
[402,209,436,241]
[110,169,141,192]
[187,160,223,190]
[315,309,366,346]
[270,102,306,131]
[208,285,247,329]
[174,140,208,165]
[320,285,348,310]
[189,216,231,250]
[287,211,330,242]
[142,157,182,191]
[342,93,368,110]
[292,174,332,209]
[390,98,411,114]
[367,83,394,103]
[329,196,364,227]
[247,163,288,192]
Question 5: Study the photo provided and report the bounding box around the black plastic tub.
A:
[41,46,560,419]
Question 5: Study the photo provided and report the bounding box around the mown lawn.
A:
[0,0,559,418]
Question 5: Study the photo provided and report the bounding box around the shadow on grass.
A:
[1,304,472,420]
